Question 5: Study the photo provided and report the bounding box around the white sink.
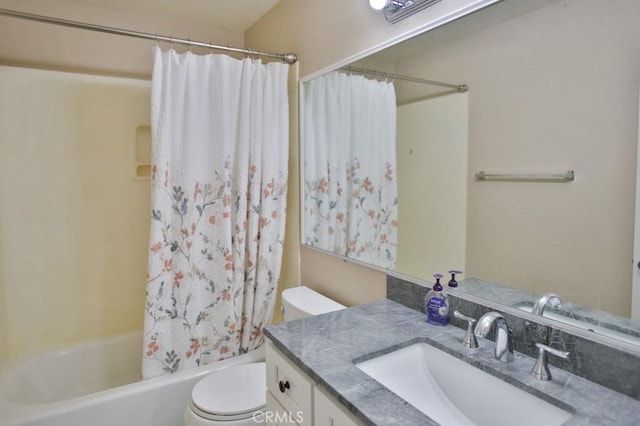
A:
[356,343,572,426]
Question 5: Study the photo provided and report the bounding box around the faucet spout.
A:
[532,293,563,316]
[474,312,514,362]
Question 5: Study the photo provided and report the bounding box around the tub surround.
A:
[388,275,640,400]
[0,334,265,426]
[265,300,640,425]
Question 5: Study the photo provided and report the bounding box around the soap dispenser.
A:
[448,270,463,288]
[425,273,450,326]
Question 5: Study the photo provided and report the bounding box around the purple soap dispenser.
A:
[448,270,463,288]
[425,273,450,326]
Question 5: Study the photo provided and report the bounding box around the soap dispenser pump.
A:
[425,273,450,326]
[448,270,463,288]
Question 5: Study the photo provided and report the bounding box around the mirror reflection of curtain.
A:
[303,71,398,269]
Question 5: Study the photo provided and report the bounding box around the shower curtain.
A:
[303,71,398,269]
[142,47,289,379]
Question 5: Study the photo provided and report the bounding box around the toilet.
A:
[184,286,346,425]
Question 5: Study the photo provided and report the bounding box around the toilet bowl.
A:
[184,286,346,425]
[185,362,266,426]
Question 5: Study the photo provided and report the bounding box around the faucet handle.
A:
[453,311,478,349]
[532,343,570,381]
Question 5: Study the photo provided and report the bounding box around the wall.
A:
[0,0,301,334]
[0,0,243,78]
[0,0,498,330]
[247,0,497,306]
[392,0,639,315]
[271,61,301,323]
[0,0,245,356]
[0,234,5,364]
[249,0,639,316]
[396,94,468,280]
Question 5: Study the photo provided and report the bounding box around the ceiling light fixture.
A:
[370,0,443,24]
[368,0,389,11]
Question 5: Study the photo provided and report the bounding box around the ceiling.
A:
[67,0,281,31]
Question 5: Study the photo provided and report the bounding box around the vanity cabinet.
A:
[265,340,361,426]
[313,386,360,426]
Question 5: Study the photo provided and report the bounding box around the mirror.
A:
[301,0,640,346]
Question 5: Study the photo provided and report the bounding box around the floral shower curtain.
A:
[142,47,289,379]
[303,71,398,270]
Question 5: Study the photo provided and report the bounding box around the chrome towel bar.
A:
[475,170,574,182]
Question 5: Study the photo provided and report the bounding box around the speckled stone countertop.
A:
[264,299,640,425]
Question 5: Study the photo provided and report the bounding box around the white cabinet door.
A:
[265,341,313,425]
[265,391,305,425]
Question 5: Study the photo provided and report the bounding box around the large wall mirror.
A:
[301,0,640,348]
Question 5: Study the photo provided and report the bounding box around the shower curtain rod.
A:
[342,66,468,92]
[0,7,298,64]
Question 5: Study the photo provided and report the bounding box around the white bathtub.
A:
[0,332,265,426]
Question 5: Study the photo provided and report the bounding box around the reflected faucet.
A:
[474,312,514,362]
[532,293,563,316]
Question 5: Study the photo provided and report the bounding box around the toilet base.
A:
[184,405,264,426]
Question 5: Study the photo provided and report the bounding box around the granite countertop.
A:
[264,299,640,425]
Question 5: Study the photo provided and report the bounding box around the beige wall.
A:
[0,0,243,78]
[0,1,300,334]
[0,0,499,336]
[247,0,497,78]
[391,0,639,315]
[249,0,640,316]
[247,0,496,307]
[271,62,301,323]
[0,1,244,355]
[0,232,5,364]
[2,0,632,352]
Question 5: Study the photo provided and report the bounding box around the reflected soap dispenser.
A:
[448,270,463,288]
[425,273,450,326]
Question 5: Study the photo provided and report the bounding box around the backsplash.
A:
[387,275,640,400]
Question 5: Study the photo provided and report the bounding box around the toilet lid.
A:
[191,362,266,419]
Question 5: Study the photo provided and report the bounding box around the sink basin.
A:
[356,343,572,426]
[515,303,640,347]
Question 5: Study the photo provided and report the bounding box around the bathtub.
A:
[0,332,265,426]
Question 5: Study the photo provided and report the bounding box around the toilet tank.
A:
[281,286,346,321]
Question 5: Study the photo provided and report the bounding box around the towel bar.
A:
[475,170,574,181]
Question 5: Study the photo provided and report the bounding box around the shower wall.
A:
[0,65,151,358]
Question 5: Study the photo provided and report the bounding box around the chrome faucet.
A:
[532,293,563,316]
[474,312,514,362]
[531,343,570,381]
[453,311,478,349]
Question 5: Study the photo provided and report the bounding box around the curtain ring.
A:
[187,39,191,52]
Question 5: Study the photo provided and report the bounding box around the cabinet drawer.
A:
[314,386,361,426]
[266,340,313,425]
